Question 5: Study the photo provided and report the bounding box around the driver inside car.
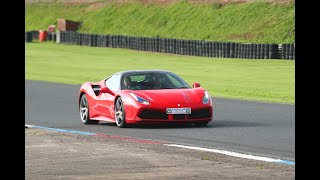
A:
[123,76,132,90]
[151,75,163,89]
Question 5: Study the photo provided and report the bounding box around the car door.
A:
[95,74,120,120]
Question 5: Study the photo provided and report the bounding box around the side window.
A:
[105,74,120,91]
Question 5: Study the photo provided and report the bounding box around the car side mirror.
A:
[100,86,115,96]
[192,82,200,88]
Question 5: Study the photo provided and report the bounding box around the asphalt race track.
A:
[25,80,295,161]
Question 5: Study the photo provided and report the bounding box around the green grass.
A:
[25,42,295,104]
[25,1,295,44]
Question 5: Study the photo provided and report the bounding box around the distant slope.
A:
[25,0,295,43]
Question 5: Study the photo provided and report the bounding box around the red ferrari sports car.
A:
[78,70,213,128]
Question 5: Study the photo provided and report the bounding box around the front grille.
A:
[189,108,211,119]
[138,109,168,119]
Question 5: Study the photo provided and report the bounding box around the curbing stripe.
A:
[26,125,97,136]
[164,144,295,165]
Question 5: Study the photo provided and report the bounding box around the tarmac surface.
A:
[25,80,295,161]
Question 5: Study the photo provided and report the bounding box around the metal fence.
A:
[279,43,295,60]
[25,31,295,60]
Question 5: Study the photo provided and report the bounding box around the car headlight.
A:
[202,91,210,104]
[129,93,150,105]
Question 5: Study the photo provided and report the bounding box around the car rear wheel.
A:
[80,94,99,124]
[115,97,127,128]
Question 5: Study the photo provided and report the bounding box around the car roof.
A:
[115,69,172,76]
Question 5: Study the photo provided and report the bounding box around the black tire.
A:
[115,97,127,128]
[79,94,99,124]
[194,121,209,127]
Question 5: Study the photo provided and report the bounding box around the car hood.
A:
[133,88,206,106]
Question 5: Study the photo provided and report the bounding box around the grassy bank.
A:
[25,42,295,103]
[25,1,295,44]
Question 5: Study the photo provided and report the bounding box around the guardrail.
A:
[25,30,295,60]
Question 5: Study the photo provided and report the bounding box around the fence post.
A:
[264,44,269,59]
[285,43,290,60]
[199,41,203,56]
[268,44,278,59]
[288,43,293,60]
[212,42,216,58]
[184,40,188,56]
[208,41,213,57]
[292,43,295,60]
[229,42,234,58]
[251,44,256,59]
[56,30,60,43]
[224,42,229,58]
[234,43,237,58]
[25,32,33,42]
[180,39,184,55]
[191,40,195,56]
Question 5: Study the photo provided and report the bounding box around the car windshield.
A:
[121,72,191,90]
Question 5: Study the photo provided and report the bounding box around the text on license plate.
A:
[166,108,191,114]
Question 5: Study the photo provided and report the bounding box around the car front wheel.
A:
[115,97,127,128]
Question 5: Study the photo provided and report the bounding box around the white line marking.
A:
[164,144,294,165]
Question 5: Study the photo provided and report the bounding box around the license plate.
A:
[166,108,191,114]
